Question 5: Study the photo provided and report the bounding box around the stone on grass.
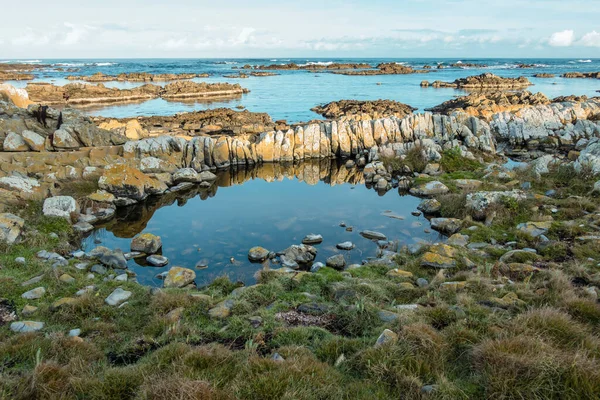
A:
[0,213,25,244]
[105,288,132,306]
[10,321,44,333]
[42,196,78,220]
[375,329,398,347]
[22,287,46,300]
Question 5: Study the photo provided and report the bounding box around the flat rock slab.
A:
[360,230,387,241]
[105,287,132,306]
[10,321,44,333]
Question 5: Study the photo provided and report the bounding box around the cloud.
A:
[548,30,574,47]
[580,31,600,47]
[61,23,95,46]
[11,28,50,46]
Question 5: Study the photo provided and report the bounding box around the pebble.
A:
[336,241,355,250]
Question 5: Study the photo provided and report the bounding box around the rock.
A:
[131,233,162,254]
[21,130,45,151]
[421,244,457,269]
[311,99,416,120]
[360,230,387,241]
[99,249,128,269]
[409,181,449,197]
[10,321,44,333]
[105,287,132,306]
[440,281,467,290]
[199,171,217,181]
[90,264,107,275]
[0,213,25,244]
[21,275,44,286]
[115,274,128,282]
[416,278,429,288]
[3,132,29,151]
[98,164,166,202]
[386,269,413,278]
[417,199,441,214]
[310,262,325,273]
[326,254,346,269]
[271,353,285,362]
[302,234,323,245]
[42,196,78,220]
[336,241,355,250]
[73,221,93,233]
[447,233,469,247]
[172,168,202,183]
[15,257,25,264]
[88,190,116,203]
[208,299,234,318]
[21,287,46,300]
[164,267,196,288]
[375,329,398,347]
[280,244,317,265]
[248,246,270,262]
[50,297,77,310]
[59,274,75,283]
[517,221,552,238]
[430,218,462,235]
[68,328,81,337]
[0,176,41,196]
[466,190,526,219]
[147,255,169,267]
[378,310,400,323]
[21,305,38,315]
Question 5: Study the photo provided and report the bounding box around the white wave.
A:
[95,62,117,66]
[54,62,85,67]
[455,60,463,64]
[270,59,277,62]
[578,59,592,63]
[299,61,334,66]
[16,60,41,64]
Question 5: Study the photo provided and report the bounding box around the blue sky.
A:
[1,0,599,58]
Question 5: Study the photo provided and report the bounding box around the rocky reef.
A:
[66,72,208,82]
[0,63,42,82]
[562,71,600,79]
[94,108,276,138]
[421,73,532,90]
[333,63,431,76]
[26,81,249,106]
[426,91,551,118]
[534,73,556,78]
[311,100,416,120]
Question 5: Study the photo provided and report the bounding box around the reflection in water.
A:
[84,160,442,287]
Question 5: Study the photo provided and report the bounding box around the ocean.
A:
[4,58,599,123]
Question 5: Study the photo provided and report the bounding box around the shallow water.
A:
[82,162,442,287]
[6,58,600,123]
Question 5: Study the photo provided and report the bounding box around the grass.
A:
[2,157,600,399]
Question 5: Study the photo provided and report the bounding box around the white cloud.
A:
[548,30,574,47]
[579,31,600,47]
[11,28,50,46]
[61,23,94,46]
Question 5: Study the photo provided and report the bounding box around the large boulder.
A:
[409,181,449,197]
[21,130,46,152]
[98,164,167,202]
[42,196,78,220]
[3,132,29,151]
[466,190,527,220]
[280,244,317,266]
[0,213,25,244]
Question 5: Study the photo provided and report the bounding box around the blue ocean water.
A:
[4,58,599,123]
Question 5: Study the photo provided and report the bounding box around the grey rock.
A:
[100,249,127,269]
[360,230,387,241]
[105,287,132,306]
[21,287,46,300]
[326,254,346,270]
[10,321,44,333]
[42,196,78,220]
[146,255,169,267]
[336,241,355,250]
[302,234,323,245]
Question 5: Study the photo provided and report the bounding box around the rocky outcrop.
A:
[0,72,34,81]
[427,91,551,118]
[160,81,249,100]
[0,100,125,151]
[562,72,600,79]
[96,108,275,138]
[534,73,555,78]
[311,100,416,121]
[421,73,532,90]
[333,63,430,76]
[26,81,249,106]
[66,72,207,82]
[0,84,32,108]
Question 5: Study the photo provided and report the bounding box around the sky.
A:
[1,0,599,59]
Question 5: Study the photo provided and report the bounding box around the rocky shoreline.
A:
[421,73,532,90]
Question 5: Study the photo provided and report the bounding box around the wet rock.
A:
[105,287,132,306]
[326,254,346,270]
[147,255,169,267]
[131,233,162,254]
[0,213,25,244]
[10,321,44,333]
[360,230,387,241]
[302,234,323,245]
[248,246,270,262]
[409,181,449,197]
[430,218,462,235]
[280,244,317,265]
[164,267,196,288]
[336,241,355,250]
[73,221,93,233]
